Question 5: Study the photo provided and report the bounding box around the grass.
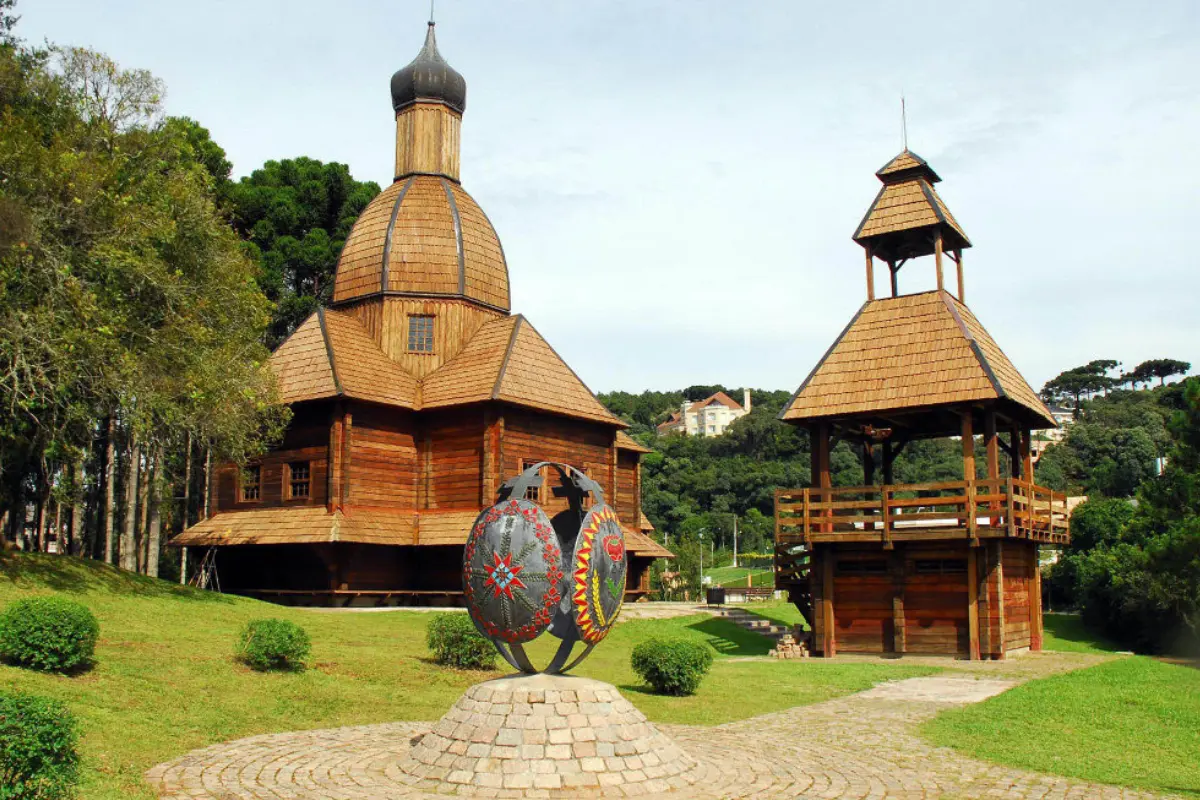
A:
[923,656,1200,797]
[0,552,934,799]
[704,564,774,587]
[740,598,809,630]
[1041,612,1123,654]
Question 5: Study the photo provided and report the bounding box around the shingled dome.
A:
[331,174,510,311]
[391,22,467,114]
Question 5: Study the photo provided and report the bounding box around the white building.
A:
[657,390,751,437]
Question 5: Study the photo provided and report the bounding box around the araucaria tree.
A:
[0,26,287,573]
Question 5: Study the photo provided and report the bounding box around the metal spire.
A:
[901,95,909,151]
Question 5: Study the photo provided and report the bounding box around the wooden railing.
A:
[775,479,1069,546]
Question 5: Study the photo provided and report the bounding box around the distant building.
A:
[657,390,751,437]
[1031,405,1076,460]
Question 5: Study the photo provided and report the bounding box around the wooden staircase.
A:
[708,607,793,643]
[774,543,813,629]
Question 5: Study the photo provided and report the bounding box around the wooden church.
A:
[774,150,1070,659]
[173,22,671,605]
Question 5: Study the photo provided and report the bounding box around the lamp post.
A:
[697,528,705,592]
[732,516,738,569]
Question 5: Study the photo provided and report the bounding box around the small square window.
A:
[287,461,310,499]
[408,315,435,353]
[240,465,261,502]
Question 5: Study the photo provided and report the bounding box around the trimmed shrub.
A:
[426,613,495,669]
[630,637,714,696]
[0,597,99,673]
[0,691,80,800]
[235,618,310,672]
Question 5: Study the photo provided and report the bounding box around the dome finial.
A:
[390,17,467,115]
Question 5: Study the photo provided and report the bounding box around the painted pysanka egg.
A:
[571,504,627,644]
[462,499,565,644]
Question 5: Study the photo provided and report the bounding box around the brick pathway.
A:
[146,672,1171,799]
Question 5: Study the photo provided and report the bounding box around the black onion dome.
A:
[390,22,467,114]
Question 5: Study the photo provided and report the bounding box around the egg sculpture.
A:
[462,461,626,674]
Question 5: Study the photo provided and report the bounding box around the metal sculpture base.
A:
[397,674,701,795]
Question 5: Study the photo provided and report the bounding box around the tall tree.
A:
[227,158,379,346]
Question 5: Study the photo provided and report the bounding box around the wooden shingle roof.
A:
[269,309,417,408]
[779,291,1055,429]
[616,430,652,453]
[876,149,941,183]
[623,527,674,559]
[171,507,416,547]
[423,315,624,426]
[331,175,509,311]
[853,179,969,246]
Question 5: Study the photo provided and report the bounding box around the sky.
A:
[14,0,1200,394]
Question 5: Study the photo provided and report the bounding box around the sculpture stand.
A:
[397,673,702,795]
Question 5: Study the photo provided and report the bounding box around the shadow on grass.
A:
[684,616,773,657]
[1043,613,1121,653]
[0,552,234,604]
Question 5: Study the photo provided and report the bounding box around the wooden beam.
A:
[1030,543,1044,652]
[955,248,965,302]
[482,408,497,505]
[984,411,1000,480]
[341,407,353,512]
[967,546,980,660]
[934,228,945,292]
[822,548,836,657]
[862,442,876,485]
[328,403,343,513]
[993,540,1006,658]
[1021,429,1034,485]
[864,246,875,301]
[882,440,894,485]
[960,413,975,480]
[890,548,905,655]
[888,261,898,297]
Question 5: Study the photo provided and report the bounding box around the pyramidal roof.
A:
[272,310,622,427]
[779,290,1055,429]
[853,150,970,262]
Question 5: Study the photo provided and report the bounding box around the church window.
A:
[287,461,311,499]
[408,315,435,353]
[240,465,261,502]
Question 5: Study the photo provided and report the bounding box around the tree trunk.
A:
[71,460,85,557]
[120,434,140,571]
[53,496,62,554]
[180,433,192,584]
[33,475,46,553]
[146,446,163,578]
[137,450,151,573]
[203,446,211,519]
[12,478,26,551]
[103,416,117,564]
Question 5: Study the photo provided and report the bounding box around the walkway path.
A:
[146,670,1171,799]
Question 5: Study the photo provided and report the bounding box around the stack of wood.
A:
[769,630,810,659]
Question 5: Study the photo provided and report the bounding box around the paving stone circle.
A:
[147,675,1177,799]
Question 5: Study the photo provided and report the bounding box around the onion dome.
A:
[390,22,467,115]
[331,174,509,311]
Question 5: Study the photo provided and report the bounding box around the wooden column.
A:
[934,229,945,292]
[864,247,875,301]
[861,442,876,485]
[984,411,1000,528]
[341,407,353,512]
[960,414,975,480]
[609,435,618,505]
[1030,543,1044,652]
[882,440,894,485]
[955,249,965,302]
[812,424,832,534]
[482,408,498,505]
[977,543,991,657]
[327,408,344,513]
[994,541,1007,658]
[821,548,836,658]
[1021,429,1034,485]
[888,261,898,297]
[890,548,905,654]
[967,545,980,660]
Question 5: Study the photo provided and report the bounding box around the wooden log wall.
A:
[423,408,485,510]
[616,451,639,527]
[500,409,613,518]
[216,404,332,512]
[347,403,418,511]
[900,545,969,655]
[1002,541,1035,651]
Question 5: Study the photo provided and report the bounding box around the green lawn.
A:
[923,656,1200,797]
[0,553,934,799]
[1041,612,1123,654]
[741,598,809,630]
[705,564,774,588]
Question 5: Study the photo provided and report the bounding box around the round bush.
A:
[235,618,311,672]
[0,597,99,673]
[0,691,80,800]
[426,613,495,669]
[630,637,714,696]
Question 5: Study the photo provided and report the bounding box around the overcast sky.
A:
[16,1,1200,394]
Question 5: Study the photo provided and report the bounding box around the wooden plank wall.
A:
[501,409,613,518]
[216,404,332,512]
[980,540,1006,658]
[1002,541,1034,650]
[425,408,485,510]
[902,545,969,655]
[394,102,461,181]
[616,451,639,527]
[347,403,418,511]
[830,546,892,653]
[385,298,500,378]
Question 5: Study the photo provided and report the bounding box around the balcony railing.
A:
[774,478,1070,547]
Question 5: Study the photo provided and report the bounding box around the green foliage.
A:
[0,597,98,673]
[0,691,80,800]
[235,618,310,672]
[425,613,495,670]
[1127,358,1191,389]
[630,637,714,696]
[227,158,379,345]
[1051,379,1200,654]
